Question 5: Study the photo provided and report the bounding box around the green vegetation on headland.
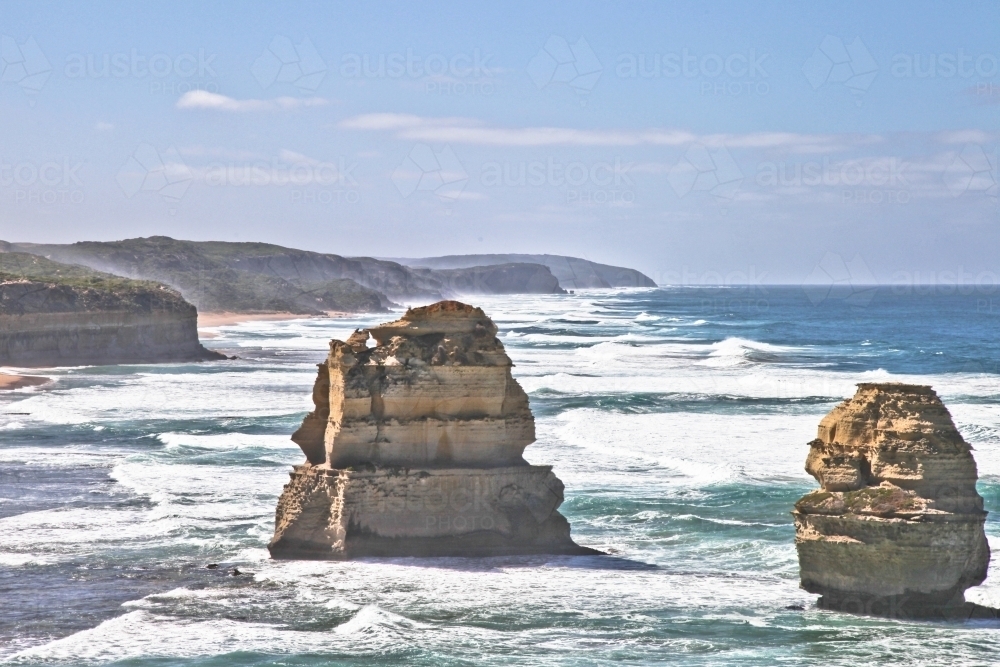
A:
[1,250,161,291]
[6,238,389,314]
[4,237,656,315]
[0,251,192,315]
[4,237,619,314]
[390,253,657,289]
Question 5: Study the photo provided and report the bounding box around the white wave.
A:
[110,459,291,519]
[0,552,52,567]
[673,514,784,527]
[334,604,432,636]
[5,610,333,663]
[4,369,315,425]
[535,408,818,490]
[700,337,801,368]
[155,432,295,451]
[123,587,229,605]
[0,507,187,554]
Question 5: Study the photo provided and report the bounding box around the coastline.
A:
[198,312,309,328]
[197,311,355,337]
[0,372,51,390]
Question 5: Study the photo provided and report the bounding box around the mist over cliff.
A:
[0,251,222,366]
[7,237,653,313]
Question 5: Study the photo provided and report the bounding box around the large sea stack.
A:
[794,383,990,616]
[269,300,595,558]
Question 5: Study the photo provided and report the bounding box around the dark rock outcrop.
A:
[270,300,596,559]
[794,383,992,617]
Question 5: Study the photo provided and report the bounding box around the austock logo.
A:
[392,144,468,202]
[251,35,327,93]
[2,157,86,205]
[804,252,877,307]
[615,48,770,97]
[480,157,635,205]
[943,144,998,200]
[116,144,193,210]
[527,35,603,94]
[668,143,744,203]
[802,35,877,106]
[339,48,497,96]
[1,34,51,103]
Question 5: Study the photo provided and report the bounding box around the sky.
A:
[1,0,999,285]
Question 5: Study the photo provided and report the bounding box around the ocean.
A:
[2,286,1000,665]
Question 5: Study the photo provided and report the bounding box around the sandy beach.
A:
[197,312,307,328]
[0,372,51,390]
[197,311,355,337]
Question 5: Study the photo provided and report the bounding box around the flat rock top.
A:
[817,382,965,451]
[402,301,489,320]
[368,300,499,343]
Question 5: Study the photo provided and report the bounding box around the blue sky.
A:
[1,0,999,284]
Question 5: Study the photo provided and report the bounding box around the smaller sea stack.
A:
[794,383,992,617]
[269,300,596,559]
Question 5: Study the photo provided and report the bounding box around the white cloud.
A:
[338,113,880,152]
[450,191,487,201]
[176,90,328,112]
[339,113,474,131]
[935,130,997,144]
[94,122,114,132]
[177,145,265,160]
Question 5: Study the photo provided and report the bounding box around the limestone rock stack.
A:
[794,383,990,615]
[269,300,595,559]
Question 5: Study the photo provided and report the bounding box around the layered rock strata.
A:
[269,300,595,558]
[794,383,991,616]
[0,252,222,366]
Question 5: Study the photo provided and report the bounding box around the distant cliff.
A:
[8,237,569,313]
[0,252,223,367]
[389,253,657,289]
[415,263,564,294]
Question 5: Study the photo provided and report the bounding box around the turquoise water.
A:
[2,287,1000,665]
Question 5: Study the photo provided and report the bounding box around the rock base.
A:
[269,464,598,559]
[816,593,1000,620]
[0,310,224,366]
[794,383,991,614]
[795,510,989,603]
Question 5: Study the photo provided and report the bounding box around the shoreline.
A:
[198,312,308,328]
[197,311,355,335]
[0,372,51,390]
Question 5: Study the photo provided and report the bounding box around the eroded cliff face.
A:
[794,383,990,616]
[0,279,223,366]
[271,300,595,558]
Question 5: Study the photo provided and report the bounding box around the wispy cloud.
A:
[177,145,266,161]
[935,129,997,144]
[176,91,328,112]
[338,112,881,152]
